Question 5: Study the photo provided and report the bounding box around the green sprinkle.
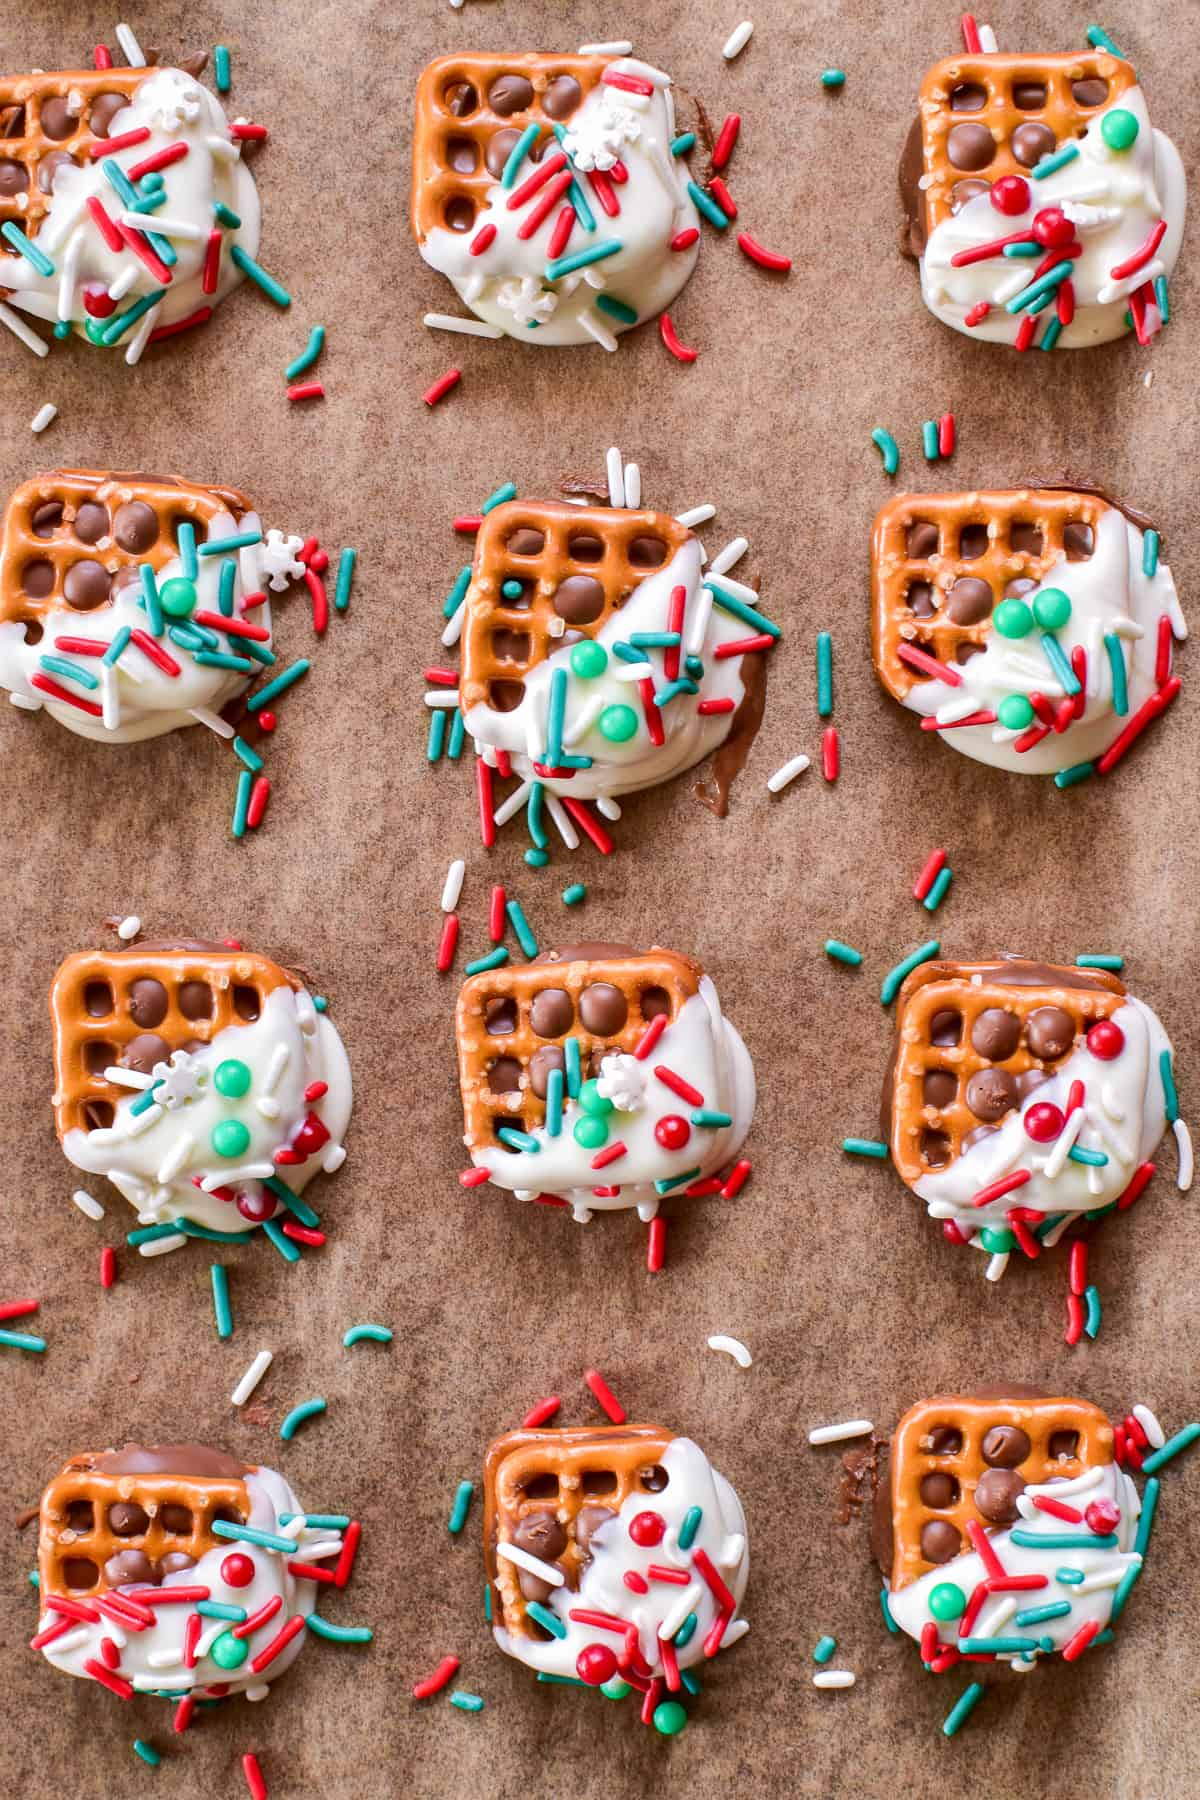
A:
[1140,1422,1200,1475]
[653,1700,688,1735]
[652,677,699,708]
[959,1636,1040,1656]
[100,287,167,346]
[484,1582,492,1623]
[524,1601,565,1639]
[880,1587,898,1633]
[506,898,538,959]
[451,1691,484,1711]
[334,546,356,612]
[825,939,862,965]
[102,159,139,209]
[1111,1562,1141,1620]
[546,1066,564,1139]
[562,883,586,906]
[501,122,541,187]
[1,220,53,275]
[133,1740,161,1767]
[343,1323,393,1348]
[214,43,231,90]
[313,996,327,1012]
[1160,1049,1179,1123]
[305,1615,373,1644]
[1069,1146,1108,1167]
[248,658,309,711]
[263,1177,319,1230]
[537,1672,587,1686]
[262,1217,301,1263]
[1056,1568,1085,1585]
[545,239,622,282]
[279,1397,326,1442]
[102,624,132,666]
[448,1479,475,1534]
[210,1264,233,1340]
[39,654,99,691]
[564,1037,581,1098]
[127,1221,179,1246]
[843,1138,889,1160]
[54,320,71,339]
[1010,1529,1118,1550]
[233,736,263,773]
[1040,316,1064,352]
[465,947,509,976]
[691,1108,732,1129]
[1014,1601,1072,1626]
[482,481,517,514]
[231,244,291,306]
[922,419,939,461]
[196,1600,247,1621]
[1032,144,1081,180]
[214,200,241,228]
[427,709,446,761]
[1143,529,1160,578]
[211,1519,296,1553]
[497,1126,539,1153]
[447,710,466,759]
[195,650,256,673]
[871,427,900,476]
[443,564,471,619]
[813,1635,836,1664]
[687,180,729,230]
[816,630,833,716]
[173,520,195,580]
[979,1226,1015,1253]
[544,664,567,765]
[821,69,846,88]
[1134,1476,1159,1559]
[199,529,263,559]
[29,1570,39,1586]
[231,768,253,839]
[1007,262,1075,316]
[923,865,953,912]
[679,1668,701,1696]
[527,781,547,850]
[703,576,780,638]
[655,1167,702,1194]
[1155,274,1169,323]
[1055,760,1095,790]
[216,559,236,618]
[138,564,164,636]
[0,1328,46,1352]
[880,940,940,1006]
[1104,632,1129,715]
[942,1681,985,1738]
[670,132,696,156]
[674,1611,699,1647]
[130,1081,162,1117]
[1077,954,1125,972]
[595,293,638,324]
[1086,23,1126,56]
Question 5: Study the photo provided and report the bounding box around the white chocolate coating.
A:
[900,506,1185,774]
[419,59,699,346]
[62,983,352,1233]
[494,1436,749,1679]
[3,68,260,343]
[920,87,1186,347]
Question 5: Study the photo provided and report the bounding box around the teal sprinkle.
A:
[678,1505,703,1550]
[334,546,356,611]
[630,631,681,649]
[447,710,466,759]
[525,1602,566,1639]
[1104,633,1130,716]
[1010,1530,1118,1550]
[139,564,164,636]
[1135,1477,1160,1559]
[210,1264,233,1340]
[484,1583,492,1623]
[142,226,177,267]
[880,940,940,1006]
[212,1520,296,1554]
[546,1066,564,1139]
[263,1176,320,1229]
[1112,1562,1142,1620]
[685,655,704,679]
[214,200,241,228]
[1084,1202,1117,1221]
[343,1323,393,1348]
[942,1682,985,1738]
[448,1480,475,1534]
[611,641,644,663]
[501,122,541,188]
[691,1109,733,1129]
[127,1222,180,1247]
[169,622,213,651]
[101,159,139,208]
[1040,317,1064,352]
[262,1217,301,1263]
[1160,1049,1179,1124]
[825,940,862,965]
[922,419,939,461]
[130,1082,162,1117]
[0,1328,45,1352]
[1055,760,1095,790]
[232,767,253,838]
[99,287,166,346]
[218,559,236,617]
[545,239,621,281]
[528,781,547,849]
[813,1635,836,1664]
[1032,143,1080,180]
[231,244,291,306]
[214,43,231,91]
[1,220,54,275]
[464,947,509,975]
[562,883,586,906]
[194,650,255,673]
[451,1692,484,1712]
[1155,274,1169,324]
[497,1126,539,1153]
[843,1138,889,1160]
[199,530,263,558]
[1077,954,1124,972]
[538,1672,587,1686]
[427,710,446,761]
[131,188,167,215]
[1040,632,1080,694]
[679,1669,701,1696]
[178,1219,256,1244]
[313,996,327,1012]
[1056,1568,1085,1585]
[176,520,198,579]
[502,580,524,600]
[248,657,309,711]
[1014,1601,1072,1626]
[703,576,780,638]
[880,1588,898,1633]
[506,898,538,959]
[306,1615,373,1644]
[670,132,696,156]
[821,69,847,89]
[1068,1146,1108,1167]
[564,1038,581,1098]
[54,320,71,339]
[652,677,699,707]
[544,664,568,766]
[195,1600,247,1621]
[655,1168,701,1194]
[674,1613,698,1647]
[233,736,263,772]
[280,1513,350,1529]
[1086,24,1126,57]
[871,427,900,475]
[595,294,638,324]
[443,567,471,618]
[29,1571,39,1587]
[39,654,98,691]
[923,865,953,913]
[279,1397,327,1442]
[482,481,517,514]
[816,630,833,715]
[133,1740,161,1767]
[1006,262,1074,315]
[285,325,325,381]
[1140,1422,1200,1475]
[1143,530,1160,578]
[1095,1629,1115,1645]
[687,180,730,230]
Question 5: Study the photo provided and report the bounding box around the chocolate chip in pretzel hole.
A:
[981,1424,1030,1468]
[113,500,158,554]
[1012,81,1048,110]
[950,178,990,212]
[443,81,477,117]
[0,157,27,194]
[926,1425,963,1454]
[179,980,214,1021]
[580,983,627,1034]
[919,1127,951,1167]
[1026,1005,1075,1060]
[109,1501,150,1536]
[553,574,605,625]
[543,75,583,121]
[970,1008,1021,1060]
[920,1520,960,1563]
[975,1467,1026,1522]
[965,1067,1018,1122]
[919,1472,959,1507]
[959,524,989,561]
[63,560,110,610]
[1049,1430,1080,1460]
[639,1464,669,1492]
[1010,521,1044,556]
[640,985,670,1020]
[506,526,545,557]
[906,521,939,558]
[443,195,475,233]
[575,1504,617,1550]
[65,1500,94,1532]
[121,1032,170,1075]
[945,577,993,625]
[1072,78,1109,108]
[946,122,995,171]
[530,1044,565,1098]
[531,988,573,1038]
[485,996,517,1035]
[105,1548,155,1586]
[930,1009,962,1047]
[906,581,937,619]
[63,1558,100,1589]
[73,502,109,545]
[90,92,130,138]
[488,74,534,117]
[1064,521,1095,560]
[950,82,987,112]
[445,135,479,174]
[21,558,55,599]
[129,978,168,1028]
[1013,122,1057,167]
[487,1056,522,1095]
[922,1070,958,1110]
[39,96,78,141]
[512,1510,566,1559]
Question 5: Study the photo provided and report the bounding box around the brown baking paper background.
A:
[1,2,1198,1796]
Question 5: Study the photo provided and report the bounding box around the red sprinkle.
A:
[1116,1161,1155,1211]
[1109,217,1167,282]
[515,170,575,240]
[654,1065,704,1106]
[938,413,956,457]
[1058,279,1076,326]
[1156,615,1173,687]
[560,796,614,854]
[184,1610,202,1668]
[603,69,654,96]
[659,1629,681,1691]
[920,710,997,732]
[233,1594,283,1641]
[127,141,190,181]
[584,1368,626,1423]
[591,1141,628,1169]
[30,672,103,717]
[129,629,181,676]
[964,301,991,326]
[173,1695,196,1734]
[1033,1493,1084,1524]
[1065,1291,1085,1346]
[624,1570,649,1594]
[246,776,271,829]
[425,667,459,687]
[488,885,506,943]
[942,1219,968,1246]
[288,381,325,403]
[588,168,620,217]
[822,726,839,782]
[231,122,269,142]
[913,848,946,901]
[961,13,983,53]
[714,632,773,659]
[424,368,461,408]
[1071,646,1087,720]
[99,1635,120,1670]
[99,1247,116,1289]
[84,1658,133,1698]
[736,230,792,272]
[897,642,962,686]
[671,227,700,252]
[413,1654,460,1700]
[459,1165,489,1188]
[477,757,496,848]
[547,205,575,261]
[195,610,270,642]
[86,194,125,252]
[647,1215,667,1273]
[118,222,173,284]
[1069,1240,1087,1296]
[1062,1618,1101,1663]
[89,126,150,159]
[243,1752,268,1800]
[634,1014,668,1061]
[249,1613,306,1673]
[280,1221,325,1245]
[709,175,737,219]
[469,223,497,256]
[146,305,213,345]
[1015,312,1037,351]
[522,1395,561,1429]
[692,1546,736,1614]
[436,912,459,975]
[304,566,328,634]
[659,312,698,363]
[721,1159,752,1200]
[334,1519,361,1588]
[453,515,483,534]
[712,113,741,170]
[0,1298,38,1321]
[1006,1209,1040,1260]
[964,1518,1005,1580]
[94,44,112,68]
[697,696,735,714]
[685,1176,723,1197]
[1096,675,1181,774]
[920,1620,939,1662]
[970,1169,1031,1209]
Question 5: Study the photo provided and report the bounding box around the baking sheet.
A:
[2,2,1198,1796]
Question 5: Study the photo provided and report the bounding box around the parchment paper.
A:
[1,3,1198,1797]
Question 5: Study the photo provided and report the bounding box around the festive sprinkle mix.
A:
[670,132,696,156]
[210,1264,233,1339]
[279,1397,326,1442]
[825,940,862,966]
[923,865,953,912]
[448,1481,475,1535]
[871,428,900,475]
[842,1138,888,1159]
[880,940,940,1005]
[821,69,846,88]
[343,1323,393,1348]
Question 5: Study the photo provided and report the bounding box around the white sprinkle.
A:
[115,913,141,941]
[493,779,532,827]
[147,1647,184,1669]
[813,1670,855,1689]
[767,754,810,795]
[658,1581,704,1640]
[134,1672,194,1693]
[563,693,607,745]
[624,462,642,509]
[1133,1404,1165,1449]
[722,20,754,59]
[10,691,43,711]
[441,599,466,648]
[124,298,161,366]
[579,41,634,55]
[1144,370,1155,389]
[707,1333,752,1368]
[685,585,714,658]
[199,1163,273,1191]
[544,793,580,850]
[595,795,622,821]
[676,504,716,529]
[1040,1214,1074,1249]
[441,858,466,912]
[288,1538,343,1562]
[72,1187,105,1221]
[497,1541,566,1586]
[606,446,625,509]
[255,1096,281,1121]
[579,309,618,353]
[613,661,655,683]
[138,1232,188,1258]
[978,23,999,52]
[424,689,460,709]
[232,1348,274,1407]
[1041,1104,1085,1178]
[0,301,49,357]
[115,21,146,64]
[124,1103,162,1137]
[30,402,57,433]
[1174,1118,1193,1190]
[709,536,749,576]
[45,1625,90,1654]
[156,1134,193,1185]
[189,706,236,738]
[246,1683,271,1701]
[424,312,505,339]
[1074,1564,1128,1594]
[808,1418,872,1445]
[108,263,138,301]
[196,1620,226,1658]
[117,209,206,242]
[322,1143,347,1174]
[985,1251,1010,1282]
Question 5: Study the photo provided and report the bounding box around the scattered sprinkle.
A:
[923,865,953,912]
[115,22,146,65]
[808,1418,873,1445]
[343,1323,393,1348]
[813,1670,855,1689]
[450,1691,484,1712]
[585,1367,626,1423]
[821,69,846,89]
[242,1751,267,1800]
[424,368,462,407]
[285,324,325,381]
[880,940,940,1006]
[706,1334,752,1367]
[722,20,755,59]
[448,1480,475,1535]
[561,883,586,907]
[0,1328,46,1353]
[825,941,862,967]
[871,428,900,475]
[30,402,57,433]
[441,858,466,912]
[232,1349,273,1407]
[1077,954,1124,971]
[306,1615,372,1643]
[767,752,810,794]
[73,1188,105,1220]
[660,313,698,363]
[942,1680,985,1738]
[210,1264,233,1340]
[523,1396,562,1428]
[214,44,231,91]
[813,1635,837,1663]
[133,1739,161,1766]
[413,1655,460,1700]
[842,1138,888,1160]
[1140,1422,1200,1475]
[735,231,791,272]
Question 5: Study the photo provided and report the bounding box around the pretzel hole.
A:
[919,1472,960,1507]
[949,82,987,113]
[1009,520,1043,557]
[232,985,261,1022]
[30,500,64,537]
[444,195,476,234]
[906,580,936,620]
[1012,81,1048,109]
[83,1100,115,1130]
[0,105,27,137]
[445,135,480,174]
[39,96,80,141]
[567,534,604,565]
[959,524,989,560]
[905,520,939,559]
[492,630,530,664]
[926,1426,963,1455]
[640,985,670,1020]
[63,1557,100,1590]
[1064,520,1095,560]
[23,620,43,645]
[489,679,525,712]
[442,80,479,118]
[65,1500,94,1532]
[84,1040,116,1075]
[22,557,55,598]
[179,979,215,1021]
[211,1504,245,1528]
[905,636,937,676]
[506,527,545,557]
[919,1127,951,1168]
[949,177,990,212]
[1049,1430,1080,1460]
[161,1505,194,1534]
[1072,78,1109,108]
[498,579,532,611]
[929,1009,962,1047]
[522,1473,558,1500]
[487,1056,522,1096]
[628,536,669,569]
[484,996,517,1035]
[109,1502,150,1536]
[84,979,113,1016]
[171,511,208,549]
[581,1470,618,1496]
[639,1464,669,1492]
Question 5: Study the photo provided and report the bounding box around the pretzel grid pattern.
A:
[0,470,251,627]
[0,70,153,245]
[484,1425,673,1640]
[917,52,1137,234]
[40,1460,251,1599]
[411,53,607,244]
[457,949,700,1148]
[459,499,691,713]
[890,1393,1114,1590]
[50,947,296,1137]
[871,488,1109,702]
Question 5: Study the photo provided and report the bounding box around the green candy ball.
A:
[598,703,638,744]
[1101,109,1139,151]
[1033,587,1072,631]
[579,1079,614,1118]
[573,1114,609,1150]
[993,598,1034,639]
[929,1582,967,1621]
[601,1676,631,1700]
[997,694,1035,731]
[653,1700,688,1737]
[570,640,608,680]
[209,1630,249,1670]
[979,1225,1016,1253]
[211,1118,251,1159]
[159,576,197,618]
[214,1058,252,1098]
[501,579,525,600]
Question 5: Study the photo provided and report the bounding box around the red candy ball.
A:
[655,1115,690,1151]
[628,1510,666,1547]
[236,1188,276,1222]
[1085,1497,1121,1535]
[991,174,1031,216]
[258,710,277,732]
[576,1643,618,1686]
[1024,1102,1065,1143]
[1032,205,1074,248]
[1087,1020,1125,1061]
[81,283,117,318]
[220,1553,255,1588]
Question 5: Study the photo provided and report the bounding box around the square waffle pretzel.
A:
[460,499,691,713]
[886,958,1125,1187]
[917,51,1136,235]
[40,1450,252,1599]
[50,943,298,1137]
[871,486,1110,702]
[889,1391,1114,1591]
[457,946,701,1150]
[0,469,252,628]
[411,53,608,246]
[0,69,153,251]
[484,1424,673,1639]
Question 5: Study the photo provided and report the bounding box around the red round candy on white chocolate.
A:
[991,174,1031,216]
[1087,1020,1125,1060]
[654,1115,690,1150]
[628,1510,666,1547]
[576,1643,618,1685]
[1032,205,1074,247]
[81,283,117,318]
[220,1552,255,1588]
[1024,1102,1065,1143]
[1085,1496,1121,1534]
[236,1188,276,1222]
